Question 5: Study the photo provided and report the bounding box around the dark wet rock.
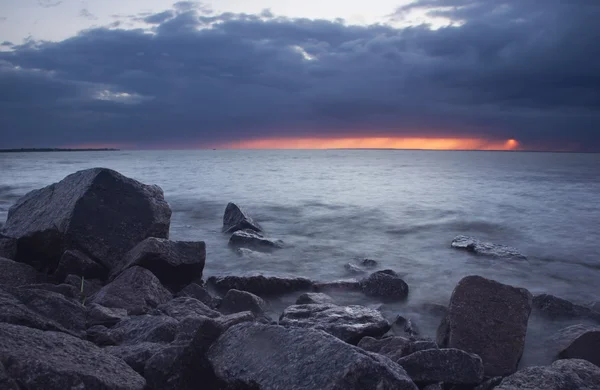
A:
[86,324,111,345]
[208,323,418,390]
[474,377,503,390]
[176,282,221,308]
[551,324,600,367]
[144,342,188,389]
[437,275,532,377]
[360,270,409,300]
[345,262,367,275]
[397,348,484,385]
[2,168,171,273]
[533,293,600,322]
[451,235,527,259]
[495,359,600,390]
[91,266,172,314]
[20,282,80,300]
[100,314,178,346]
[0,323,146,389]
[296,292,335,304]
[219,289,267,316]
[105,342,165,375]
[419,302,448,317]
[64,274,103,297]
[174,311,255,343]
[222,202,262,233]
[228,229,283,251]
[422,384,443,390]
[280,303,390,344]
[157,296,220,320]
[0,257,44,287]
[0,362,19,390]
[87,303,128,327]
[110,237,206,288]
[358,336,438,361]
[0,235,17,259]
[313,278,362,292]
[55,249,107,281]
[208,274,313,295]
[395,315,420,337]
[360,258,378,267]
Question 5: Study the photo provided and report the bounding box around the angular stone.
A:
[91,266,172,314]
[2,168,171,272]
[360,270,409,300]
[20,283,80,300]
[533,294,600,321]
[451,235,527,259]
[552,324,600,367]
[86,303,128,327]
[358,336,438,362]
[0,323,146,389]
[360,258,378,267]
[55,249,107,281]
[495,359,600,390]
[176,282,221,308]
[0,257,43,287]
[280,303,390,344]
[228,229,283,251]
[437,275,532,377]
[111,238,205,288]
[208,323,418,390]
[208,274,313,295]
[104,342,165,374]
[157,296,220,320]
[64,274,103,297]
[296,292,334,305]
[219,289,267,316]
[222,202,262,233]
[397,348,484,384]
[0,235,17,259]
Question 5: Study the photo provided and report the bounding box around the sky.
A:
[0,0,599,151]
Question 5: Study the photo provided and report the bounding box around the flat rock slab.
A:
[208,323,418,390]
[208,274,313,295]
[280,303,390,344]
[397,348,484,385]
[437,275,532,377]
[451,235,527,259]
[222,202,262,233]
[0,323,146,389]
[495,359,600,390]
[0,257,44,288]
[360,270,409,300]
[551,324,600,367]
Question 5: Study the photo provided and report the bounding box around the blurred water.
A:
[0,149,599,366]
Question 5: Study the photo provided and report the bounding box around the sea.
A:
[1,149,599,367]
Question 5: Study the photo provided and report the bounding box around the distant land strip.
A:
[0,148,120,153]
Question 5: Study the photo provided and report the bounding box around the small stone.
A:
[157,296,220,320]
[0,257,43,287]
[219,289,267,316]
[396,348,484,385]
[296,292,334,305]
[87,303,128,327]
[451,235,526,259]
[360,258,378,267]
[176,283,221,308]
[360,270,409,300]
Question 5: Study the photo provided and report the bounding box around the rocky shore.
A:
[0,168,599,389]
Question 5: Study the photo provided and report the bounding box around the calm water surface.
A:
[1,150,599,366]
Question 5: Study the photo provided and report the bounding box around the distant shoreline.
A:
[0,148,120,153]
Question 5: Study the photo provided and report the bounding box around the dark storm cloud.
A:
[1,0,599,150]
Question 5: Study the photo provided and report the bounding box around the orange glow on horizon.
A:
[222,137,521,151]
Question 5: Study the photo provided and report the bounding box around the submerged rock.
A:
[396,348,484,385]
[551,324,600,367]
[208,274,313,295]
[228,229,283,251]
[2,168,171,272]
[208,323,418,390]
[533,294,600,322]
[0,323,146,389]
[495,359,600,389]
[296,292,335,305]
[222,202,262,233]
[313,279,362,292]
[451,235,526,259]
[157,296,220,320]
[0,256,43,287]
[360,270,409,300]
[280,303,390,344]
[91,266,172,314]
[176,283,221,309]
[55,249,107,281]
[360,258,378,267]
[219,289,267,316]
[437,275,532,377]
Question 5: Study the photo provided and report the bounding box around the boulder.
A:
[207,323,418,390]
[2,168,171,272]
[0,323,146,389]
[395,315,420,337]
[495,359,600,389]
[97,314,178,346]
[551,324,600,367]
[91,266,172,314]
[228,229,283,251]
[396,348,484,385]
[296,292,334,305]
[0,235,17,259]
[222,202,262,233]
[208,274,313,295]
[437,275,532,377]
[20,283,80,300]
[360,258,378,267]
[176,283,221,308]
[55,249,107,281]
[451,235,527,259]
[219,289,267,316]
[64,274,103,297]
[110,238,205,288]
[360,270,409,300]
[144,342,188,389]
[313,279,362,292]
[358,336,438,361]
[86,303,128,327]
[104,342,165,375]
[280,303,390,344]
[533,294,600,321]
[0,257,44,287]
[157,296,221,320]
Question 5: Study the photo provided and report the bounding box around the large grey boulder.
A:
[2,168,171,272]
[0,323,146,389]
[280,303,390,344]
[110,238,205,288]
[358,336,437,362]
[313,278,362,292]
[228,229,283,251]
[208,274,313,295]
[360,270,409,300]
[222,202,262,233]
[451,235,527,259]
[396,348,484,385]
[551,324,600,367]
[207,323,418,390]
[91,266,172,314]
[55,249,107,281]
[157,296,221,320]
[495,359,600,389]
[219,289,267,316]
[437,275,532,377]
[0,256,44,287]
[533,294,600,322]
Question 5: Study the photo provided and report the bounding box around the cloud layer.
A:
[1,0,599,150]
